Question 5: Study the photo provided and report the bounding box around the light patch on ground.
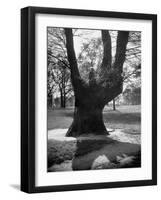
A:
[48,129,76,141]
[48,128,140,144]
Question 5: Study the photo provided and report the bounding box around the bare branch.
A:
[113,31,129,73]
[123,64,141,81]
[101,30,112,71]
[48,51,70,69]
[64,28,81,86]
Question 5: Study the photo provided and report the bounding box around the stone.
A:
[91,155,111,169]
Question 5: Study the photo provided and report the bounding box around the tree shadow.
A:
[72,137,141,170]
[103,112,141,124]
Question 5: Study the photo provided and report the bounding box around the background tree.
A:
[47,28,73,108]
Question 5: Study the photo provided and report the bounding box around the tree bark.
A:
[101,30,112,71]
[66,101,108,137]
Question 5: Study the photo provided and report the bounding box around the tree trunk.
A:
[60,89,64,108]
[113,98,116,110]
[66,103,108,137]
[63,93,66,108]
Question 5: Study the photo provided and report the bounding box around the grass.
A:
[48,139,76,167]
[48,136,114,168]
[47,105,141,170]
[47,105,141,134]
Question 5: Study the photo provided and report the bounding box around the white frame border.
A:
[35,13,152,187]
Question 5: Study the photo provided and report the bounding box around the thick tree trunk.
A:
[66,105,108,137]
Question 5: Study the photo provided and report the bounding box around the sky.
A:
[73,29,101,56]
[73,29,117,58]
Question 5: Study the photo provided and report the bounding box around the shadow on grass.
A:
[104,112,140,124]
[48,135,141,172]
[72,138,141,171]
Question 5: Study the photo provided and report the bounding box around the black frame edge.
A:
[21,7,36,193]
[32,180,156,193]
[24,6,157,19]
[152,14,157,185]
[21,7,30,192]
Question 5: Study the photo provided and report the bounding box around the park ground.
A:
[47,105,141,135]
[47,105,141,171]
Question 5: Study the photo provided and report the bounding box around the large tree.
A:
[64,29,129,137]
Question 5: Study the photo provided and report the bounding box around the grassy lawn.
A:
[48,105,141,135]
[48,105,141,170]
[48,139,76,167]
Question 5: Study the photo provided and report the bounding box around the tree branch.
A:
[113,31,129,73]
[64,28,81,86]
[101,30,112,71]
